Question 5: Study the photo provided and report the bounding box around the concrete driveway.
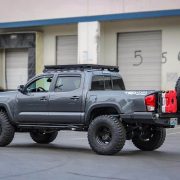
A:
[0,126,180,180]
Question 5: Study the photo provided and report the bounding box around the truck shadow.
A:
[8,143,93,155]
[7,143,180,161]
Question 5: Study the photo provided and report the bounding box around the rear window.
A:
[91,76,104,90]
[104,76,112,90]
[112,76,125,90]
[91,75,125,90]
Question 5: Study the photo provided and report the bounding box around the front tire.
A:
[30,131,58,144]
[88,115,126,155]
[0,111,15,146]
[132,127,166,151]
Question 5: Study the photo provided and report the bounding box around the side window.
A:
[112,76,125,90]
[26,76,52,93]
[91,75,112,90]
[91,76,104,90]
[104,76,111,90]
[55,76,81,92]
[91,75,125,91]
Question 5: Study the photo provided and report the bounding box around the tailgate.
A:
[158,91,177,114]
[156,90,178,126]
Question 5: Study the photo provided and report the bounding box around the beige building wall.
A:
[42,24,77,65]
[0,0,180,23]
[36,32,43,74]
[100,17,180,90]
[0,49,5,89]
[162,26,180,90]
[1,17,179,90]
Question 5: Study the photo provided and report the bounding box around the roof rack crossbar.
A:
[43,64,119,72]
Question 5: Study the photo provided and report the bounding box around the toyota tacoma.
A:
[0,64,178,155]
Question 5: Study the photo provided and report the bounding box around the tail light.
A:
[162,90,177,113]
[145,94,156,112]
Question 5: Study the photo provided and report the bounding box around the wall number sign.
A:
[133,50,143,66]
[133,50,180,66]
[162,52,167,64]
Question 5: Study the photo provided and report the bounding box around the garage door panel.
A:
[118,31,161,90]
[119,42,161,49]
[56,36,77,65]
[122,70,160,75]
[126,76,160,81]
[119,68,161,74]
[120,32,161,39]
[119,47,160,53]
[119,60,161,66]
[119,40,161,45]
[118,46,161,53]
[6,49,28,90]
[119,56,161,62]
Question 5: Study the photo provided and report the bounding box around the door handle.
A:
[40,96,48,101]
[70,96,80,100]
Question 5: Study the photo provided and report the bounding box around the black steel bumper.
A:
[121,112,179,127]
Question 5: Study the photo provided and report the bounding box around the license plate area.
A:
[170,118,178,126]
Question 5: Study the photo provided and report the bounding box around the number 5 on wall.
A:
[133,50,143,66]
[162,52,167,64]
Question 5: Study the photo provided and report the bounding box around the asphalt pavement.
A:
[0,126,180,180]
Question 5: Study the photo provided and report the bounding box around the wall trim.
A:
[0,9,180,28]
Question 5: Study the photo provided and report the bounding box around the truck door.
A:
[15,75,53,123]
[49,74,84,124]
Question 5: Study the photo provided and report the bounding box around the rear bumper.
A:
[121,112,179,127]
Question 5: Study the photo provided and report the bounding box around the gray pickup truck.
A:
[0,64,178,155]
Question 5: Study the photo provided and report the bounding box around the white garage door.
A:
[56,35,78,65]
[6,49,28,90]
[118,31,162,90]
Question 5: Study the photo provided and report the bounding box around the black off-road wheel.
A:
[88,115,126,155]
[132,127,166,151]
[0,111,15,146]
[30,131,58,144]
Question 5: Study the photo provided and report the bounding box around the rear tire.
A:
[30,131,58,144]
[132,127,166,151]
[88,115,126,155]
[0,111,15,146]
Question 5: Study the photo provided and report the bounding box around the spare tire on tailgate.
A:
[175,77,180,112]
[175,77,180,124]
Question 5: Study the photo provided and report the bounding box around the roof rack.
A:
[43,64,119,72]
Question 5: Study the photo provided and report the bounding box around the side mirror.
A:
[17,85,25,93]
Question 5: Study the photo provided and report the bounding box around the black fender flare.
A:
[85,103,121,125]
